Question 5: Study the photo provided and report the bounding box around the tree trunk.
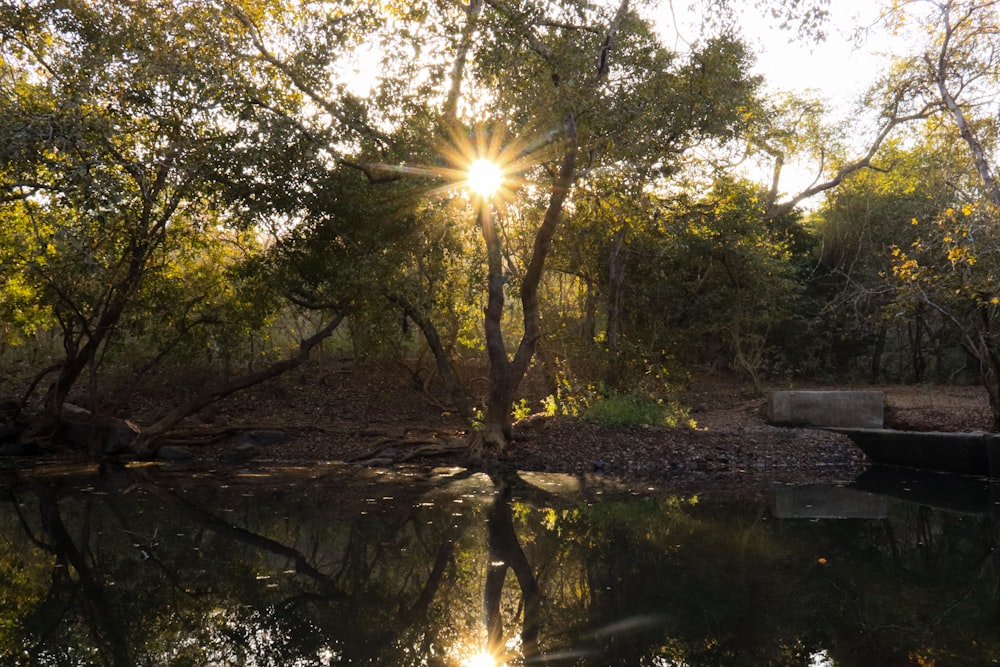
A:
[42,290,133,421]
[583,277,597,342]
[474,201,515,455]
[984,364,1000,431]
[389,294,474,423]
[472,119,578,457]
[870,322,887,384]
[470,0,628,456]
[729,316,764,395]
[930,47,1000,208]
[909,303,927,383]
[975,309,1000,431]
[604,225,628,389]
[443,0,483,122]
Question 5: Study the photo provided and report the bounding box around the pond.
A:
[1,462,999,666]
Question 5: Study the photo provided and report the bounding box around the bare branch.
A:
[763,104,937,220]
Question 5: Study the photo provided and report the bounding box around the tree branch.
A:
[134,309,348,453]
[222,2,395,150]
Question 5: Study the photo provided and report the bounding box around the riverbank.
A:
[119,361,993,491]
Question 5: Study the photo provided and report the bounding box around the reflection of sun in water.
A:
[467,158,503,197]
[463,650,498,667]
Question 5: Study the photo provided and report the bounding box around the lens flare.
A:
[467,158,503,197]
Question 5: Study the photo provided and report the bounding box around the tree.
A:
[878,0,1000,425]
[461,5,778,448]
[0,2,261,425]
[213,0,773,452]
[815,133,969,382]
[0,1,373,453]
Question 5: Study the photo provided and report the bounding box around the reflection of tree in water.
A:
[1,467,1000,665]
[6,482,132,666]
[484,475,540,660]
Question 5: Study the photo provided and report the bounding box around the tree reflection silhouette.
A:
[1,465,1000,665]
[484,474,541,661]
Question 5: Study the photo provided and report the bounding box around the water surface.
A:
[1,462,998,666]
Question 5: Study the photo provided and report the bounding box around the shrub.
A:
[583,393,693,428]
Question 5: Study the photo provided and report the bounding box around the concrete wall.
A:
[767,390,884,429]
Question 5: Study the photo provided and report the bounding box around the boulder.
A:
[236,429,290,447]
[105,419,141,455]
[220,442,259,464]
[155,445,194,461]
[57,405,141,456]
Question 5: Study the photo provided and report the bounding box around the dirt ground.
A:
[139,359,994,491]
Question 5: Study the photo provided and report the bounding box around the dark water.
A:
[1,462,999,666]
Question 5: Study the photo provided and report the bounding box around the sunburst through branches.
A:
[434,121,556,204]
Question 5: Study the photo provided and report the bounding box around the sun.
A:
[467,158,503,197]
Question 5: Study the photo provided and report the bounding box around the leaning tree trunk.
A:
[133,311,347,455]
[388,294,475,423]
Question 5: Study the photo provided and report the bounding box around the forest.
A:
[1,0,1000,461]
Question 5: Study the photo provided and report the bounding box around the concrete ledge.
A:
[767,390,884,429]
[838,428,1000,477]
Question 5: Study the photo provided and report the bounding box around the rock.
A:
[362,457,394,467]
[57,405,140,456]
[155,445,194,461]
[221,442,259,464]
[237,429,290,447]
[766,390,884,429]
[61,403,91,418]
[105,419,140,455]
[59,403,93,448]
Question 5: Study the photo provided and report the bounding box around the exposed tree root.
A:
[350,433,468,466]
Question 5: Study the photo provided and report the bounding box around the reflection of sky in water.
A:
[1,464,998,665]
[811,650,834,666]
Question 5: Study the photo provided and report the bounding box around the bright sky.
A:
[651,2,896,106]
[742,4,896,113]
[644,2,910,203]
[740,3,902,200]
[341,2,911,205]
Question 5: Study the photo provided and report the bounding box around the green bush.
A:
[583,393,693,428]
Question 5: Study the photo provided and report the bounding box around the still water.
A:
[1,462,999,666]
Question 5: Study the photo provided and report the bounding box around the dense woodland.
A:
[1,0,1000,459]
